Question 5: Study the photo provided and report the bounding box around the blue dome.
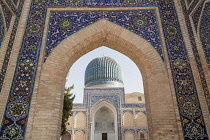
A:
[85,56,124,87]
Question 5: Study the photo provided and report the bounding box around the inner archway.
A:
[91,100,118,140]
[26,19,180,139]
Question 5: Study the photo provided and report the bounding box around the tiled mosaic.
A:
[0,0,209,139]
[180,0,210,139]
[12,0,19,6]
[181,0,210,108]
[0,10,4,48]
[192,1,204,32]
[4,0,20,17]
[0,1,12,31]
[199,2,210,69]
[187,0,199,12]
[47,10,163,61]
[186,0,193,6]
[0,0,24,92]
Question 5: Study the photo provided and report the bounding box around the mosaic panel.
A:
[0,0,209,139]
[68,0,158,7]
[121,103,145,108]
[192,1,204,32]
[84,88,124,107]
[73,104,85,109]
[0,18,20,92]
[0,0,25,92]
[159,0,208,139]
[123,129,135,134]
[12,0,19,6]
[90,95,119,108]
[46,10,163,61]
[180,0,210,139]
[122,110,133,114]
[0,10,4,48]
[137,129,148,133]
[186,0,193,5]
[182,0,210,108]
[187,0,199,13]
[0,1,13,31]
[5,0,19,17]
[200,2,210,69]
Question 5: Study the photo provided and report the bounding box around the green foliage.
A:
[61,85,75,136]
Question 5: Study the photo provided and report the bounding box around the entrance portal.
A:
[94,106,115,140]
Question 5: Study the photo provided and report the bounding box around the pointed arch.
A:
[74,130,85,140]
[74,112,86,128]
[123,112,134,127]
[28,19,179,139]
[124,130,135,140]
[135,112,147,127]
[91,100,118,140]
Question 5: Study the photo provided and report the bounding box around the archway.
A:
[91,100,118,140]
[124,130,135,140]
[26,19,180,139]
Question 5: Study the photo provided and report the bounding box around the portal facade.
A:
[0,0,209,140]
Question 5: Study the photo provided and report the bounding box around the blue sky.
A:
[65,46,144,103]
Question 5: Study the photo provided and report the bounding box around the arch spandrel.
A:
[45,8,164,61]
[28,20,179,139]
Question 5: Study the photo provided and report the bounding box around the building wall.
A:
[0,0,209,139]
[125,93,145,104]
[68,90,148,140]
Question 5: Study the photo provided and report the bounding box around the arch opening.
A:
[65,46,144,103]
[91,100,118,140]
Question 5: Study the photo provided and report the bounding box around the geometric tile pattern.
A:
[0,0,209,139]
[0,10,4,48]
[0,0,24,93]
[186,0,200,13]
[192,1,204,32]
[186,0,193,5]
[0,1,12,31]
[181,0,210,109]
[199,2,210,69]
[180,1,210,139]
[4,0,20,17]
[12,0,19,6]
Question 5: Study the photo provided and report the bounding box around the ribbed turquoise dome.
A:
[85,56,124,87]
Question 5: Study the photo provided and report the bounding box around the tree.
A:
[61,85,75,136]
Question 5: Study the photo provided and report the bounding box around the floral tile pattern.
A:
[0,0,209,139]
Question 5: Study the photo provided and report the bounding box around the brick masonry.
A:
[0,0,209,139]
